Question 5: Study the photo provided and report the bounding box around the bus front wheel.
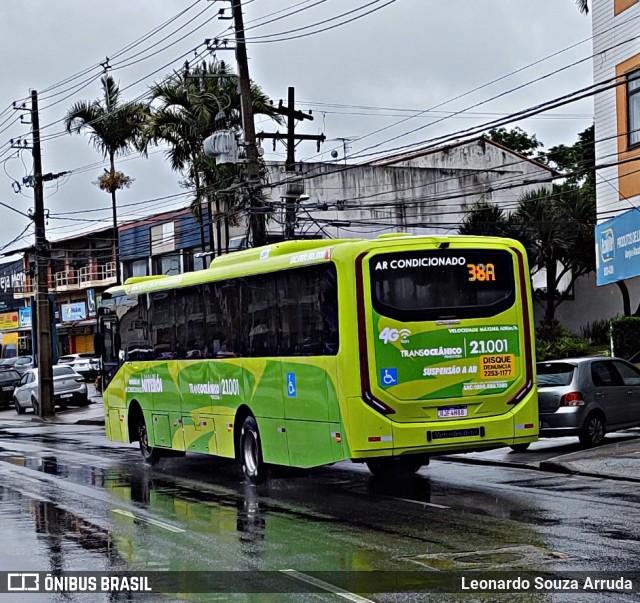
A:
[138,416,161,465]
[240,416,265,484]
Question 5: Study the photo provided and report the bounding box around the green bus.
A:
[97,234,537,482]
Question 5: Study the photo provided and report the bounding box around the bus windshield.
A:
[370,249,515,321]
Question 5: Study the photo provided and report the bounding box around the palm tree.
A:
[575,0,589,14]
[65,75,149,283]
[513,184,595,322]
[459,185,595,323]
[459,201,513,238]
[142,60,280,256]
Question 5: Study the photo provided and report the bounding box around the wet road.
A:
[0,415,639,602]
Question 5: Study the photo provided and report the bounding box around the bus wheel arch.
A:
[235,406,266,484]
[128,401,161,465]
[127,401,143,443]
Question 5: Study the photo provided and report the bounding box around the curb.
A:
[538,460,640,484]
[436,455,539,471]
[27,416,105,426]
[75,418,105,426]
[439,454,640,483]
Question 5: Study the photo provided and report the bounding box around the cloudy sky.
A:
[0,0,593,257]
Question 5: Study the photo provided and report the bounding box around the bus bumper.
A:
[346,396,538,459]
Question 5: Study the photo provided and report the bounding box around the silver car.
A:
[0,355,34,375]
[57,353,100,380]
[537,356,640,447]
[13,366,89,414]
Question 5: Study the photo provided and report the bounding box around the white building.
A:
[266,136,553,240]
[572,0,640,328]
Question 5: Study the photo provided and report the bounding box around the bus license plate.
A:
[438,406,467,418]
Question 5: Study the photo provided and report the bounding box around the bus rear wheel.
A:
[138,415,161,465]
[240,416,265,484]
[366,458,424,478]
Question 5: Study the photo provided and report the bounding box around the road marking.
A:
[392,497,450,509]
[111,509,185,533]
[280,570,375,603]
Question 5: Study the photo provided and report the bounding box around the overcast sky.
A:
[0,0,593,258]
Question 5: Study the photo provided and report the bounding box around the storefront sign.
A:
[61,302,87,322]
[18,307,31,328]
[0,259,25,311]
[0,311,19,330]
[596,209,640,285]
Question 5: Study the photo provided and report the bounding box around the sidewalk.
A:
[439,430,640,484]
[536,437,640,482]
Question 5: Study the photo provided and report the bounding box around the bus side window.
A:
[174,285,206,360]
[320,265,339,355]
[279,265,337,357]
[117,294,151,361]
[206,282,238,358]
[240,275,279,358]
[150,291,177,360]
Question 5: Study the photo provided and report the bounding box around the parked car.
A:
[57,353,100,380]
[535,356,640,448]
[13,366,89,414]
[0,369,21,408]
[0,355,34,374]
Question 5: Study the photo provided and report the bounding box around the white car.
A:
[57,353,100,380]
[13,366,89,414]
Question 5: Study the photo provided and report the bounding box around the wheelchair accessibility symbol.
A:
[287,372,297,397]
[380,368,398,387]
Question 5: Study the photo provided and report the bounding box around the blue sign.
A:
[18,307,31,328]
[86,288,96,317]
[286,372,297,397]
[380,368,398,387]
[61,302,87,322]
[595,209,640,285]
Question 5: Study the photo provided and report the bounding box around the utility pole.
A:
[231,0,266,247]
[257,87,326,171]
[257,87,326,239]
[31,90,54,418]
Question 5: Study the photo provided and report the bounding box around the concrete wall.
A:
[265,139,553,240]
[548,272,640,334]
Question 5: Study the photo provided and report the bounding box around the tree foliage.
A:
[142,60,281,250]
[544,125,595,193]
[459,183,596,323]
[575,0,589,15]
[94,170,134,193]
[65,75,149,171]
[513,184,596,321]
[487,127,543,159]
[65,75,150,283]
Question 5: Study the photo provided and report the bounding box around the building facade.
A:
[118,206,245,279]
[593,0,640,215]
[264,137,554,240]
[585,0,640,326]
[13,227,117,356]
[0,259,30,357]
